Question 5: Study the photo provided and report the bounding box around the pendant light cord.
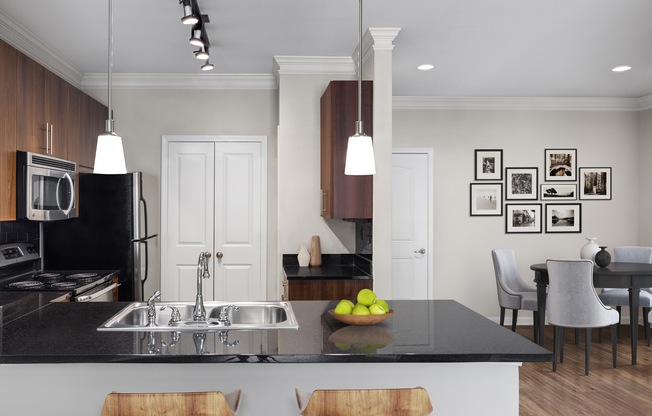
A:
[357,0,362,125]
[107,0,113,127]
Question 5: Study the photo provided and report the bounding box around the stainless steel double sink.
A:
[97,301,299,332]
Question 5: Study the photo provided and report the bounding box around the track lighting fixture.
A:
[177,0,214,71]
[180,0,199,25]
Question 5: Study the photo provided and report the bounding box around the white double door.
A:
[162,136,266,301]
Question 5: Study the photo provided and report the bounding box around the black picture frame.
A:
[579,167,612,200]
[470,183,503,216]
[505,204,542,233]
[505,167,538,200]
[474,149,503,181]
[544,148,577,181]
[540,183,577,201]
[545,203,582,233]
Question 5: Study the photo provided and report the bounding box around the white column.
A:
[363,28,400,299]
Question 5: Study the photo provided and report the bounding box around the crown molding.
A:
[273,56,355,77]
[81,73,277,90]
[0,9,84,88]
[393,96,647,111]
[638,94,652,111]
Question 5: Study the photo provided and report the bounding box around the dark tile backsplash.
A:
[0,220,40,247]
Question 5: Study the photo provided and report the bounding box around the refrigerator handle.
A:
[141,195,149,240]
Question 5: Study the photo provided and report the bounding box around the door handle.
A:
[216,252,224,259]
[414,248,426,254]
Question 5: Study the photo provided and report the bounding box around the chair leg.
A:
[574,328,579,344]
[585,328,591,376]
[559,328,565,363]
[500,307,506,327]
[552,325,559,372]
[616,306,622,338]
[644,307,650,346]
[598,328,603,343]
[532,311,538,344]
[511,309,518,332]
[611,324,618,369]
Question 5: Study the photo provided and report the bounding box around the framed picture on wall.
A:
[579,167,612,200]
[474,149,503,180]
[544,148,577,181]
[540,183,577,200]
[505,167,538,200]
[505,204,542,233]
[545,203,582,233]
[470,183,503,216]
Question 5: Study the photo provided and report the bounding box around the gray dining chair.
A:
[547,259,619,375]
[597,246,652,345]
[491,249,538,341]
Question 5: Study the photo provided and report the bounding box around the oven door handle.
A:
[75,282,120,302]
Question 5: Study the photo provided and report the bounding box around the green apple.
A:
[369,304,386,315]
[351,304,370,315]
[334,300,353,315]
[374,299,390,313]
[357,288,376,307]
[339,299,355,309]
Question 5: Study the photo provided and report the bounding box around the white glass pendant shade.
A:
[344,128,376,175]
[94,131,127,174]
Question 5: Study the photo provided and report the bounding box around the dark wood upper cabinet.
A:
[0,39,18,221]
[320,80,373,219]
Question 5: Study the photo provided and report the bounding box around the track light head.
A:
[189,27,204,47]
[201,60,214,71]
[194,45,209,60]
[180,0,199,24]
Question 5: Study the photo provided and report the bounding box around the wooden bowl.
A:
[328,309,393,326]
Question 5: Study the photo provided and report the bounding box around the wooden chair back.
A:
[295,387,433,416]
[100,390,241,416]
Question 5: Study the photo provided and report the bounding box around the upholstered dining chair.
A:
[491,249,538,341]
[547,259,619,375]
[597,246,652,345]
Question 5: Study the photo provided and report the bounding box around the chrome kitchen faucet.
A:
[193,251,212,321]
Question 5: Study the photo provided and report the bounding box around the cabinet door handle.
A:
[321,189,328,215]
[44,122,50,154]
[50,124,54,155]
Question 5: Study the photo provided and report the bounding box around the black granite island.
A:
[0,299,551,415]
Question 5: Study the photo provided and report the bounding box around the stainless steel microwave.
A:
[16,151,77,221]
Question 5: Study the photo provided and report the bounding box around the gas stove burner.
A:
[35,272,63,283]
[6,280,45,290]
[67,272,100,284]
[50,281,78,289]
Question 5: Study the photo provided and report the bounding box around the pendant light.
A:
[344,0,376,176]
[94,0,127,174]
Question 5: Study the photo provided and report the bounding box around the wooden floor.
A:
[517,325,652,416]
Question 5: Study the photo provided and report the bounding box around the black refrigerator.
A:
[43,172,157,301]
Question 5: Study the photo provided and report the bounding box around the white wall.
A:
[638,109,652,245]
[393,108,640,319]
[84,88,279,299]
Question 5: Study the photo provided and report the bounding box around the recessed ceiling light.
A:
[612,65,632,72]
[417,64,435,71]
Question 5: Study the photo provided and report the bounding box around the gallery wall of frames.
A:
[470,148,612,234]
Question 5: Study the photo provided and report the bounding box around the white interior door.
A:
[214,142,264,300]
[391,151,432,299]
[162,136,266,302]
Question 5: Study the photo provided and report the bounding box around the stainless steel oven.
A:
[0,243,119,302]
[16,151,77,221]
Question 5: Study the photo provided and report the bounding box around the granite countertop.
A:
[283,254,372,279]
[0,299,551,364]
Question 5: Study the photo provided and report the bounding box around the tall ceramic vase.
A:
[309,235,322,267]
[580,237,600,261]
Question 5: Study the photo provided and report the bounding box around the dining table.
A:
[530,261,652,365]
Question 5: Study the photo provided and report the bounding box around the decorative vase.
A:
[298,244,310,267]
[594,246,612,268]
[309,235,322,267]
[580,237,600,261]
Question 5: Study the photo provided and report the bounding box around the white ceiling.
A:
[1,0,651,98]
